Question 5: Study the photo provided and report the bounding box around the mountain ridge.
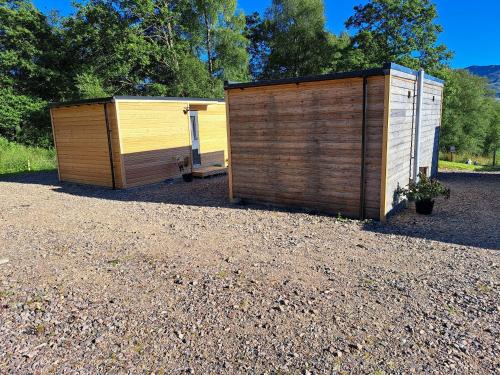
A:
[465,65,500,98]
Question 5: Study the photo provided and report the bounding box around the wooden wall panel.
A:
[364,76,385,219]
[384,75,417,214]
[118,101,191,186]
[384,71,444,217]
[122,147,191,187]
[227,77,384,219]
[197,103,228,167]
[420,83,443,177]
[51,104,113,187]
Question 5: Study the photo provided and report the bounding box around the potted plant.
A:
[398,173,450,215]
[176,156,193,182]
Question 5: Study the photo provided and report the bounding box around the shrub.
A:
[397,173,450,202]
[0,88,51,147]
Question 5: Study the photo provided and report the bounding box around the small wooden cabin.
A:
[224,63,444,221]
[50,96,227,188]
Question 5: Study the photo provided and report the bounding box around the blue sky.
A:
[33,0,500,68]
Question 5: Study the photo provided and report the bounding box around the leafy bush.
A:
[75,72,109,99]
[398,174,450,202]
[0,87,51,147]
[0,137,56,175]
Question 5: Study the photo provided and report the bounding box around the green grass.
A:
[439,151,495,166]
[439,160,500,172]
[0,137,56,176]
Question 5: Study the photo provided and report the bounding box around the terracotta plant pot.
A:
[415,199,434,215]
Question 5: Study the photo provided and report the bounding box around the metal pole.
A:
[413,69,425,181]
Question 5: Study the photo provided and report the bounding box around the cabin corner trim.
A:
[224,91,234,201]
[379,74,392,222]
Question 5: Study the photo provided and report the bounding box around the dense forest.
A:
[0,0,498,158]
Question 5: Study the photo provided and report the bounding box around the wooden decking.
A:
[192,165,227,179]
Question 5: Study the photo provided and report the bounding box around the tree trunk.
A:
[166,19,179,71]
[203,9,213,75]
[155,0,179,71]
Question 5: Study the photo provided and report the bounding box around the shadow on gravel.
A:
[1,172,338,217]
[363,172,500,250]
[0,171,234,208]
[2,171,499,250]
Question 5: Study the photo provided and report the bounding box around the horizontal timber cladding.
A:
[51,103,120,188]
[384,70,444,217]
[200,150,225,166]
[226,76,385,219]
[117,101,191,187]
[197,103,228,167]
[384,74,417,215]
[121,147,191,187]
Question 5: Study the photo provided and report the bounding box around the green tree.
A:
[248,0,343,79]
[0,0,69,99]
[75,72,110,99]
[61,0,247,98]
[345,0,453,72]
[61,0,151,97]
[117,0,214,96]
[440,69,496,155]
[244,12,269,79]
[0,87,49,146]
[484,102,500,163]
[188,0,250,92]
[0,0,67,144]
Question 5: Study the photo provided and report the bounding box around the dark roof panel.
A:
[49,96,224,108]
[224,67,389,90]
[48,97,114,108]
[224,63,444,90]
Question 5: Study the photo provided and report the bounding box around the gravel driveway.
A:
[0,171,499,374]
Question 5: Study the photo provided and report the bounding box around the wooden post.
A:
[49,108,61,182]
[413,69,425,181]
[113,99,127,188]
[224,91,234,202]
[379,74,392,222]
[103,103,116,189]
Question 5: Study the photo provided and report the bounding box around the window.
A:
[190,115,198,140]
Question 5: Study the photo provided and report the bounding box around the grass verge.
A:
[439,160,500,172]
[0,137,56,176]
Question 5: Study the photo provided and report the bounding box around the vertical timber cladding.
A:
[227,76,385,219]
[51,103,118,187]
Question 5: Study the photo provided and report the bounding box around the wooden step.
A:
[192,165,227,179]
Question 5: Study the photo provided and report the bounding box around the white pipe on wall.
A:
[413,69,425,181]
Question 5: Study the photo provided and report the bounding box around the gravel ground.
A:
[0,171,499,374]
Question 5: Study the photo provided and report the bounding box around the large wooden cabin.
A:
[224,63,444,221]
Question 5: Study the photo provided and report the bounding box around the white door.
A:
[189,111,201,166]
